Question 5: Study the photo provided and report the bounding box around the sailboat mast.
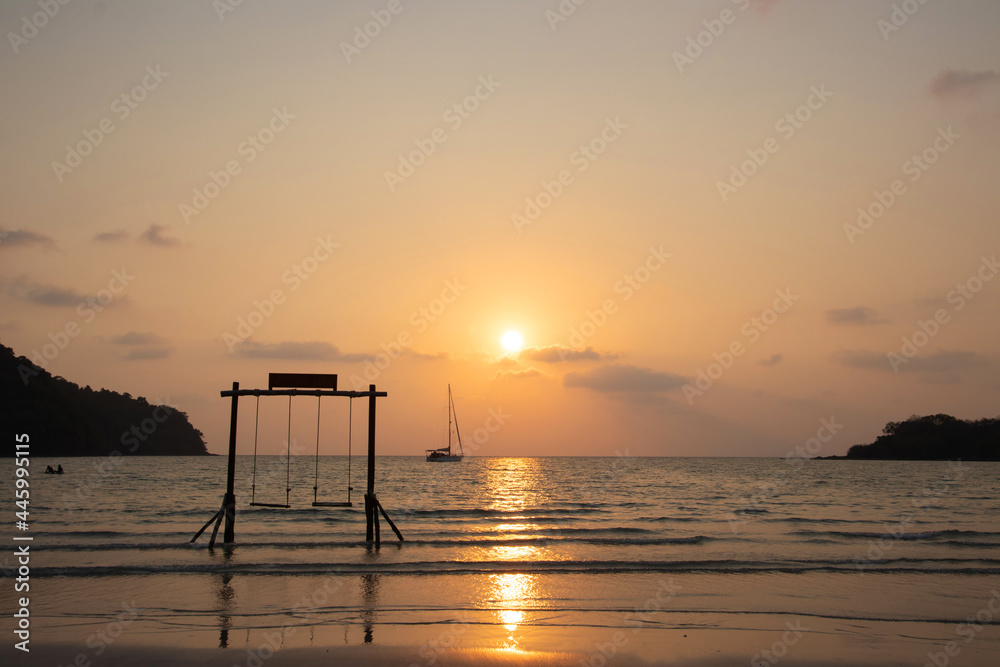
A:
[451,388,464,457]
[447,384,452,455]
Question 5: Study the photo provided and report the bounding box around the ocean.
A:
[4,456,1000,664]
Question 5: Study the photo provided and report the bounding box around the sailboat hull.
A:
[425,454,463,462]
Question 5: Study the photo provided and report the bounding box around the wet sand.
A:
[9,614,1000,667]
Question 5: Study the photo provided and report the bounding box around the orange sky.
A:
[2,0,999,456]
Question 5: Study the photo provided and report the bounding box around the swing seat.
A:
[250,502,291,508]
[312,501,353,507]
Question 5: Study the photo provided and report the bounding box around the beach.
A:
[3,456,1000,665]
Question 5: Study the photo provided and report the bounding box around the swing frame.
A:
[190,374,403,548]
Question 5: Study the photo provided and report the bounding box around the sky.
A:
[2,0,999,457]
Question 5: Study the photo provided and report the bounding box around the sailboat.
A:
[426,385,464,462]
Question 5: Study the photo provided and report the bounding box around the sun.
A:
[501,331,523,352]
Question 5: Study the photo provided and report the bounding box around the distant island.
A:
[819,414,1000,461]
[1,343,209,457]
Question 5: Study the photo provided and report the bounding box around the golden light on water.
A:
[482,458,544,513]
[487,573,537,647]
[467,458,553,649]
[500,608,523,633]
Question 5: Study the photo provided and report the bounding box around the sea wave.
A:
[793,529,1000,541]
[32,556,1000,578]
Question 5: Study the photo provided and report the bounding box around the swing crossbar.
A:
[250,502,291,508]
[221,389,386,398]
[312,501,353,507]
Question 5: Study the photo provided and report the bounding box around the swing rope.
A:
[285,394,291,508]
[250,394,260,504]
[347,397,353,504]
[313,396,321,504]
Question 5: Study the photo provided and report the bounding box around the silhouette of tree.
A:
[846,414,999,460]
[1,343,208,457]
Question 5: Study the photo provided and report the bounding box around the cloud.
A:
[758,353,784,367]
[825,307,887,326]
[233,340,373,362]
[8,280,88,307]
[832,349,987,374]
[520,345,618,363]
[492,356,520,369]
[0,229,57,251]
[111,331,168,345]
[495,368,543,380]
[140,224,182,247]
[406,350,451,361]
[93,230,129,243]
[929,69,1000,99]
[563,364,689,393]
[124,347,174,361]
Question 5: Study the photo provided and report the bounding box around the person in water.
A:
[45,465,55,473]
[57,464,64,474]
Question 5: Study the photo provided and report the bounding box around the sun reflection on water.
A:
[487,573,536,649]
[472,459,555,650]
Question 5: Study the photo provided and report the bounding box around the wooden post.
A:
[223,381,239,543]
[365,384,377,542]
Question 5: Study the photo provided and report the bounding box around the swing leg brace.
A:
[365,493,403,547]
[191,492,237,547]
[376,498,404,543]
[191,506,223,544]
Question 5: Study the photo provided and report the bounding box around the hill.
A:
[1,342,208,456]
[823,414,1000,460]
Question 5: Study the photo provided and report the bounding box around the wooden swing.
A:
[191,374,401,548]
[248,386,353,509]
